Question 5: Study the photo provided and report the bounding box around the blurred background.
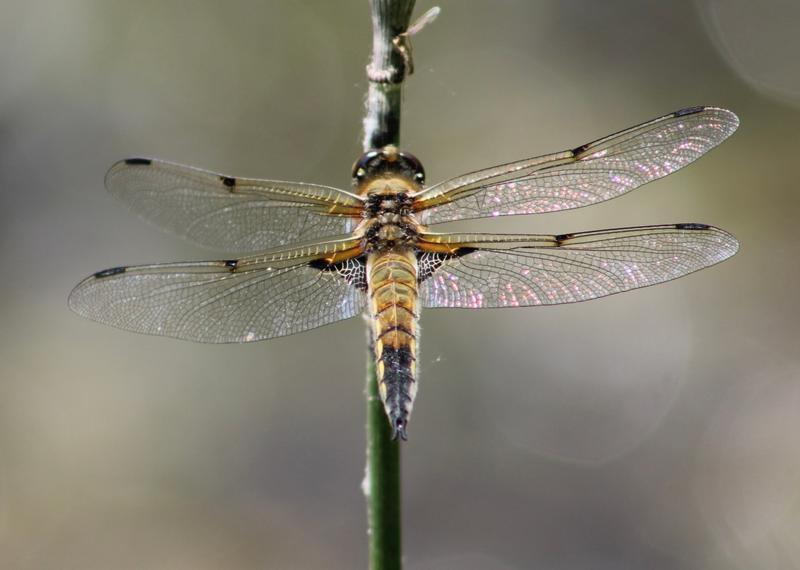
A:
[1,0,799,568]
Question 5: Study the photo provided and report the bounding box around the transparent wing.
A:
[105,158,364,253]
[414,107,739,224]
[68,237,366,343]
[417,224,738,308]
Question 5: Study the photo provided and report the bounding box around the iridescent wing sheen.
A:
[68,237,366,343]
[417,224,738,308]
[105,158,364,253]
[414,107,739,225]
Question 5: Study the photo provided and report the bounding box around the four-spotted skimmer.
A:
[70,106,739,439]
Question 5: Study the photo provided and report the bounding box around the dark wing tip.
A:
[673,106,740,131]
[68,267,127,317]
[106,158,155,190]
[674,223,740,259]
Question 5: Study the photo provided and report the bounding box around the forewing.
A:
[415,107,738,224]
[105,159,364,253]
[69,237,366,343]
[417,224,738,308]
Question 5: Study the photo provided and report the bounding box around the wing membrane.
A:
[105,159,364,253]
[417,224,738,308]
[415,107,739,224]
[68,237,366,343]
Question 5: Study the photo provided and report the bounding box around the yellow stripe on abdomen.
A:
[367,249,419,440]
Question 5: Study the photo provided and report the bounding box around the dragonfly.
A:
[69,106,739,440]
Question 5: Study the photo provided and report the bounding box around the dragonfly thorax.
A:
[361,215,420,252]
[364,191,414,217]
[354,149,425,254]
[359,186,421,252]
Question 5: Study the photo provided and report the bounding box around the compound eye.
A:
[398,150,425,185]
[352,150,380,181]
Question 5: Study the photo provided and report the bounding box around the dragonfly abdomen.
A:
[367,249,419,440]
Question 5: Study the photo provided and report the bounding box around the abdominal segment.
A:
[367,249,419,440]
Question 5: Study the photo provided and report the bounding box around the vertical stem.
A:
[362,2,417,569]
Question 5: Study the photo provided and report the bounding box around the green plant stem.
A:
[363,2,417,568]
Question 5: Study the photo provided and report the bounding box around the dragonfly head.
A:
[352,145,425,189]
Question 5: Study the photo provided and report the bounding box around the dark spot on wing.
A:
[417,247,478,283]
[309,256,368,290]
[224,259,238,271]
[308,259,327,272]
[454,246,478,257]
[675,223,710,230]
[93,266,126,278]
[554,233,573,245]
[674,106,705,117]
[221,176,236,188]
[124,158,152,166]
[571,143,591,157]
